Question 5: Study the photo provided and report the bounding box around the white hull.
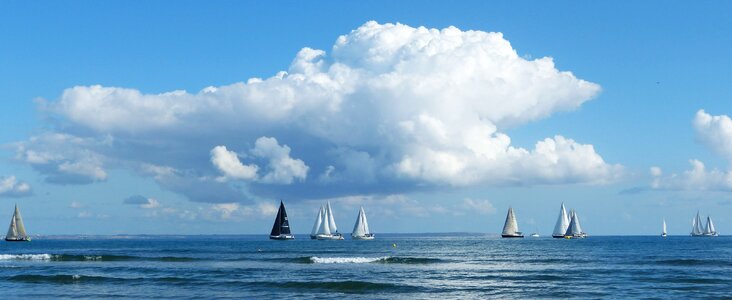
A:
[269,234,295,240]
[352,234,375,240]
[691,233,718,237]
[315,233,344,240]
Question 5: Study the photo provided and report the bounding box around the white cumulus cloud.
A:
[18,21,618,203]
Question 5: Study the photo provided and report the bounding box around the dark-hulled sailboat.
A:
[269,201,294,240]
[5,204,30,242]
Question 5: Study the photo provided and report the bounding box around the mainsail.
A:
[352,207,370,237]
[705,216,716,235]
[502,207,520,236]
[662,219,667,235]
[270,201,292,236]
[326,201,338,233]
[315,205,332,235]
[691,212,704,236]
[552,203,570,237]
[6,205,28,241]
[311,206,324,236]
[564,210,584,237]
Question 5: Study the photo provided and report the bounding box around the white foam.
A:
[0,254,53,260]
[310,256,389,264]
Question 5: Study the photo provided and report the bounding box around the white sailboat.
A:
[691,211,718,237]
[501,207,524,238]
[661,218,667,237]
[5,204,30,242]
[351,207,375,240]
[552,203,570,238]
[311,202,344,240]
[563,210,587,239]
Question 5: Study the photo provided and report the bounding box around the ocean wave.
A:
[0,254,53,260]
[0,254,199,262]
[8,274,125,284]
[264,280,418,293]
[294,256,444,264]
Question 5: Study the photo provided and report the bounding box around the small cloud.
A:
[619,186,649,195]
[0,176,32,198]
[462,198,496,215]
[69,201,85,208]
[123,195,160,208]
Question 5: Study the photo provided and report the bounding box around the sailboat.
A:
[501,207,524,238]
[552,203,570,238]
[563,210,587,238]
[691,211,718,237]
[5,204,30,242]
[351,207,375,240]
[310,201,344,240]
[662,219,667,237]
[269,201,294,240]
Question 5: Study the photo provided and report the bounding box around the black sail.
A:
[270,201,291,236]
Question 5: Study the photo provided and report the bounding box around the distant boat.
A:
[501,207,524,238]
[530,233,540,238]
[691,212,718,237]
[269,201,294,240]
[351,207,375,240]
[310,201,344,240]
[563,210,587,239]
[5,204,30,242]
[662,218,667,237]
[552,203,570,238]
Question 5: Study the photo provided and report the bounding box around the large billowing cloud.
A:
[16,21,619,203]
[0,176,32,198]
[652,110,732,192]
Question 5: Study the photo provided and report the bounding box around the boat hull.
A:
[552,235,566,238]
[315,234,344,240]
[4,238,31,242]
[501,234,524,238]
[352,234,375,240]
[269,234,295,240]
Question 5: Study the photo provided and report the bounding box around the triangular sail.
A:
[6,214,17,240]
[319,207,331,235]
[13,206,27,237]
[326,201,338,233]
[352,208,365,237]
[311,206,324,236]
[565,210,581,236]
[362,208,370,234]
[502,207,519,236]
[270,202,284,236]
[705,216,716,234]
[552,203,569,236]
[692,212,704,235]
[662,219,667,234]
[279,202,291,235]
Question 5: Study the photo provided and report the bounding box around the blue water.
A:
[1,234,731,299]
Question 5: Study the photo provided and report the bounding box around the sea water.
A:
[1,234,730,299]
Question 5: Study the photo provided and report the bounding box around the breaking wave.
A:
[293,256,444,264]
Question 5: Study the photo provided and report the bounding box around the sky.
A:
[2,1,732,235]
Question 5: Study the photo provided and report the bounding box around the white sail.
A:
[311,206,324,236]
[573,211,583,234]
[502,207,520,236]
[326,201,338,233]
[692,212,704,235]
[6,215,17,240]
[565,210,583,236]
[662,219,667,235]
[352,207,368,237]
[320,207,332,235]
[705,216,716,234]
[362,208,370,234]
[13,206,26,238]
[552,203,570,237]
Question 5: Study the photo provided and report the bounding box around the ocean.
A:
[1,234,730,299]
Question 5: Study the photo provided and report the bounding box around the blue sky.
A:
[2,1,732,235]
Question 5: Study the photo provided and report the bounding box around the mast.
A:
[311,206,324,236]
[502,207,519,236]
